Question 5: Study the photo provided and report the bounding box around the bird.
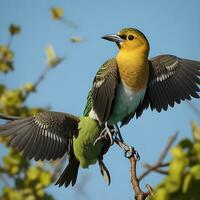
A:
[0,27,200,188]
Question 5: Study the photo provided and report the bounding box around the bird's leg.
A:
[114,137,140,160]
[113,124,124,143]
[93,122,115,146]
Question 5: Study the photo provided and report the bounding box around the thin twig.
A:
[114,138,152,200]
[61,18,78,30]
[7,35,13,48]
[139,132,178,181]
[23,66,50,102]
[0,173,10,187]
[139,163,169,181]
[157,132,178,164]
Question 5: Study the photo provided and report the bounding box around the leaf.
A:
[0,45,14,61]
[39,171,52,186]
[154,188,169,200]
[191,121,200,142]
[51,7,64,20]
[190,165,200,180]
[45,44,63,67]
[26,166,40,180]
[182,173,192,193]
[24,82,36,93]
[170,146,185,159]
[178,138,193,149]
[70,37,82,43]
[9,24,21,35]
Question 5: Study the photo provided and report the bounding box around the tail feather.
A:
[55,157,79,187]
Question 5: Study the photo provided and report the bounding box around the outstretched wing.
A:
[0,111,79,161]
[136,54,200,118]
[84,58,119,124]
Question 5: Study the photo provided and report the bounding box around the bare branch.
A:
[139,132,178,181]
[23,66,50,102]
[129,156,152,200]
[0,173,10,187]
[157,132,178,164]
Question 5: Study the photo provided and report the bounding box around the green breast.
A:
[73,117,103,168]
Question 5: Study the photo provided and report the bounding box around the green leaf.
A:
[182,173,192,193]
[154,188,169,200]
[70,37,82,43]
[178,138,193,149]
[190,165,200,180]
[39,171,52,186]
[191,121,200,142]
[24,82,36,93]
[51,7,64,20]
[9,24,21,35]
[26,166,40,180]
[170,146,185,159]
[45,44,63,67]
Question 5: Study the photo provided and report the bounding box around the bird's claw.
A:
[124,147,140,160]
[93,122,115,146]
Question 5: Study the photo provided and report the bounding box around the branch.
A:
[129,156,153,200]
[139,132,178,181]
[114,138,153,200]
[0,173,10,187]
[23,66,50,102]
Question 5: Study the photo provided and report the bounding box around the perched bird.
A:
[0,27,200,188]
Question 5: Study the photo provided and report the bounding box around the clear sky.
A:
[0,0,200,199]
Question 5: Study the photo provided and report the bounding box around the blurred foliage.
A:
[51,7,64,20]
[45,44,63,68]
[9,24,21,36]
[0,45,14,73]
[150,122,200,200]
[0,10,67,199]
[70,37,82,43]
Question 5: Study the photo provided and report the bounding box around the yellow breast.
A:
[116,48,149,92]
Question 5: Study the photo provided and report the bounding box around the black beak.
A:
[102,34,123,43]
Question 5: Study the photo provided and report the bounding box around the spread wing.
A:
[84,58,119,124]
[0,111,79,161]
[135,54,200,118]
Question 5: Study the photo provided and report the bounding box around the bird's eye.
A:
[128,35,134,40]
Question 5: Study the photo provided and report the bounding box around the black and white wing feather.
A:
[0,111,79,161]
[136,54,200,118]
[91,58,119,124]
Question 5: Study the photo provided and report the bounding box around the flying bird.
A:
[0,27,200,188]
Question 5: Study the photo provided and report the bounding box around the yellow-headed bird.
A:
[0,28,199,188]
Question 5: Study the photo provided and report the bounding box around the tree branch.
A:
[114,138,152,200]
[139,132,178,181]
[129,156,152,200]
[23,66,50,102]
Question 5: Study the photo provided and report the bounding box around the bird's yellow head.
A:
[102,28,149,54]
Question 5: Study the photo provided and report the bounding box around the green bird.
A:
[0,27,200,187]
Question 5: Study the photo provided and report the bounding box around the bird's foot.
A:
[94,122,116,146]
[114,137,140,160]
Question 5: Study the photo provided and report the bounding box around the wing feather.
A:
[88,58,119,124]
[135,54,200,117]
[0,111,79,161]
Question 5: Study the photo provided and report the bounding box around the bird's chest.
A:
[108,81,146,125]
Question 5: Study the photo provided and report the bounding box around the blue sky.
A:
[0,0,200,199]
